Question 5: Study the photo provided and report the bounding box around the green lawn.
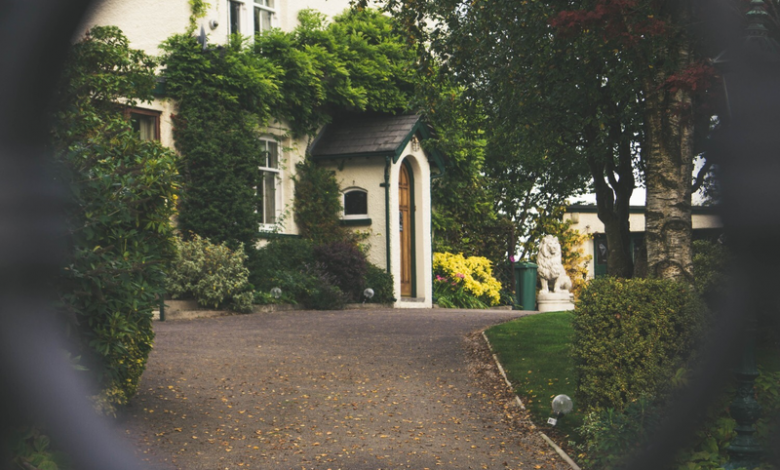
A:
[484,311,583,442]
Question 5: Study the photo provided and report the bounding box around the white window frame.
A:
[227,0,277,39]
[342,188,369,220]
[258,138,281,230]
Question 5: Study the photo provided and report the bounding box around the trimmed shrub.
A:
[364,264,395,304]
[250,238,392,308]
[248,238,313,303]
[166,234,253,312]
[573,277,706,413]
[248,238,314,288]
[313,241,368,302]
[301,262,350,310]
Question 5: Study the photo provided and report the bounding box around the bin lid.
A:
[515,261,537,268]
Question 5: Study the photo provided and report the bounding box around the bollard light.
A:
[363,288,374,304]
[271,287,282,300]
[547,394,573,427]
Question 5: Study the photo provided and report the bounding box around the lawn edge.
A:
[481,329,582,470]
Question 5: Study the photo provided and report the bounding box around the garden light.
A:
[363,288,374,303]
[271,287,282,299]
[547,394,573,427]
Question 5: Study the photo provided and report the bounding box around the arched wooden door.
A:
[399,164,413,297]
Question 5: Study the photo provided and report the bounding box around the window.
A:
[127,108,160,141]
[258,139,280,227]
[229,0,241,35]
[253,0,275,34]
[343,189,368,219]
[228,0,276,37]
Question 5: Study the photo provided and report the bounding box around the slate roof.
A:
[309,114,423,158]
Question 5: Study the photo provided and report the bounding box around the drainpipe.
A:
[383,155,391,274]
[430,160,445,301]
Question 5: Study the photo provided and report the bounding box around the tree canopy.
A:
[365,0,746,281]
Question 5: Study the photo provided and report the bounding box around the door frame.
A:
[399,159,417,298]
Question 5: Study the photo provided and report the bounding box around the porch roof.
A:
[308,113,445,175]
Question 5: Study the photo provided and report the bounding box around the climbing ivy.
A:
[293,157,349,244]
[188,0,210,33]
[161,8,417,249]
[161,34,280,249]
[254,8,417,136]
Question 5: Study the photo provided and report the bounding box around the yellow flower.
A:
[433,252,502,305]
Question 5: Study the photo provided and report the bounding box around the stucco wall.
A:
[79,0,192,56]
[80,0,360,54]
[325,158,388,269]
[183,0,361,47]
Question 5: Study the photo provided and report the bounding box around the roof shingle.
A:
[309,114,421,158]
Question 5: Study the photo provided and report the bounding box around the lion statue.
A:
[537,235,572,294]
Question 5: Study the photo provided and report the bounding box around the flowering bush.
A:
[433,252,502,307]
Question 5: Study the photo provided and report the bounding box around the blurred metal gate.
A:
[0,1,778,470]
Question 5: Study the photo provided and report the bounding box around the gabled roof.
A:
[308,114,445,175]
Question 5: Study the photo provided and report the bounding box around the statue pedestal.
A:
[537,291,575,313]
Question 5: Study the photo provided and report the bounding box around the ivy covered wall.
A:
[162,8,417,249]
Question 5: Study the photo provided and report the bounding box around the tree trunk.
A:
[586,123,635,279]
[643,39,695,283]
[603,216,634,278]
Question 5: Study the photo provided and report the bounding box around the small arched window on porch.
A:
[343,188,368,220]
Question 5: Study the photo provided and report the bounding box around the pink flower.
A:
[455,273,465,279]
[509,255,516,263]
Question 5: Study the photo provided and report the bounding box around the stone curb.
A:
[481,330,582,470]
[153,301,300,320]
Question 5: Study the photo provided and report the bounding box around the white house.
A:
[79,0,439,307]
[564,204,723,279]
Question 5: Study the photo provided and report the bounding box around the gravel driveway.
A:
[120,308,569,470]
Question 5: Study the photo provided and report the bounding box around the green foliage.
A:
[162,8,417,252]
[484,312,583,439]
[293,158,349,244]
[364,264,395,304]
[51,26,178,411]
[576,398,665,469]
[161,34,280,250]
[692,239,729,305]
[165,234,253,312]
[248,238,314,288]
[9,428,69,470]
[527,206,593,299]
[249,237,392,308]
[578,398,737,470]
[755,368,780,448]
[253,8,416,136]
[313,241,368,302]
[433,252,502,307]
[188,0,210,32]
[424,84,510,277]
[433,278,489,309]
[573,277,706,413]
